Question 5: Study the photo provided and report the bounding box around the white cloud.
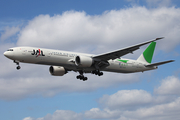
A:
[91,78,180,120]
[38,110,83,120]
[2,5,178,120]
[0,43,16,76]
[0,44,140,100]
[1,43,140,101]
[23,110,83,120]
[122,97,180,120]
[84,98,180,120]
[84,108,120,119]
[86,90,180,120]
[0,26,20,41]
[1,6,180,101]
[24,89,180,120]
[17,7,180,53]
[22,75,180,120]
[23,117,36,120]
[99,90,153,110]
[154,76,180,95]
[0,72,139,100]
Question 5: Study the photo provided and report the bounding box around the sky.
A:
[0,0,180,120]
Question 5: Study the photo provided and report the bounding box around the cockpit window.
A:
[7,49,13,51]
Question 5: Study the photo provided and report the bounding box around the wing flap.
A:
[145,60,174,67]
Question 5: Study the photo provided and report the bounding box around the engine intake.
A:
[75,56,94,67]
[49,66,66,76]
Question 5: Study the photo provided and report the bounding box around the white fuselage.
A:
[4,47,156,73]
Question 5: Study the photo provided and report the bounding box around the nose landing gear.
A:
[14,60,21,70]
[16,66,21,70]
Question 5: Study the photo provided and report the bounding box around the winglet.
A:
[156,37,164,40]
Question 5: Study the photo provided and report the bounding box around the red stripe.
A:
[36,49,41,57]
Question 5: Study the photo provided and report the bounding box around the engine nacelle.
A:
[49,66,66,76]
[75,56,94,67]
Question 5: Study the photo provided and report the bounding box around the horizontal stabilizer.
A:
[145,60,174,67]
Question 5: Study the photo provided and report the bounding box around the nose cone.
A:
[4,51,14,59]
[4,51,8,57]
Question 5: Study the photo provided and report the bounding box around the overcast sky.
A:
[0,0,180,120]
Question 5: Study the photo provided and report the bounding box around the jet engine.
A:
[75,56,94,67]
[49,66,66,76]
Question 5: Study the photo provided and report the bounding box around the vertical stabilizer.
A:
[137,42,156,63]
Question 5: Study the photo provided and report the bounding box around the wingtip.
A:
[156,37,164,40]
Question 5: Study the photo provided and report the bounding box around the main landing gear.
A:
[14,60,21,70]
[92,70,103,76]
[76,75,88,81]
[76,70,104,81]
[76,71,88,81]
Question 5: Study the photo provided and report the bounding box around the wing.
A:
[93,37,164,61]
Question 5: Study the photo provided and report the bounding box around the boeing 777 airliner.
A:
[4,37,174,81]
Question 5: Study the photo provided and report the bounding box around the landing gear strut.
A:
[76,71,88,81]
[14,60,21,70]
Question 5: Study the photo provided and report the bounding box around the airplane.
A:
[4,37,174,81]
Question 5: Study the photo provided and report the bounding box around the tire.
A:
[76,75,80,79]
[17,66,21,70]
[83,77,88,81]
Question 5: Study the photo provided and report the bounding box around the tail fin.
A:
[137,42,156,64]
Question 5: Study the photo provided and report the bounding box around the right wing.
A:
[93,37,164,61]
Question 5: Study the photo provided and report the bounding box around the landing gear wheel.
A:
[76,70,88,81]
[76,75,80,79]
[14,60,21,70]
[98,72,103,76]
[76,73,88,81]
[83,77,88,81]
[16,66,21,70]
[92,70,103,76]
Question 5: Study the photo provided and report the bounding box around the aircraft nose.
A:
[4,51,14,59]
[4,51,8,57]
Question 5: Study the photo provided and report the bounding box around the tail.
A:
[137,41,175,66]
[137,42,156,64]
